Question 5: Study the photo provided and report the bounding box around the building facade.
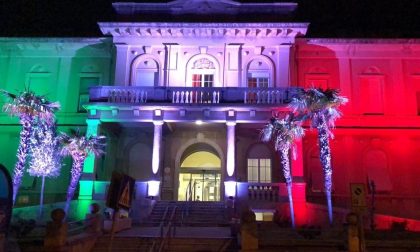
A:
[2,0,420,227]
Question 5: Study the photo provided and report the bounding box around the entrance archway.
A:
[177,143,222,201]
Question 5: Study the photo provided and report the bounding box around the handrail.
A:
[185,178,192,202]
[159,206,170,237]
[158,206,178,252]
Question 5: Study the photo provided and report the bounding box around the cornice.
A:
[98,22,309,38]
[0,37,113,55]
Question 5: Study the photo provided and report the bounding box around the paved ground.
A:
[12,200,104,223]
[118,226,231,238]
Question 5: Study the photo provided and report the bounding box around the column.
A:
[225,121,237,197]
[148,120,163,198]
[152,121,164,175]
[226,122,236,177]
[78,119,101,200]
[291,139,307,226]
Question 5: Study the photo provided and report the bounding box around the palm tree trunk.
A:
[317,114,333,225]
[280,148,295,228]
[64,156,85,215]
[39,176,45,219]
[12,115,33,205]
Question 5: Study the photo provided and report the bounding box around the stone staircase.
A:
[91,235,154,252]
[91,201,235,252]
[146,201,229,227]
[91,235,234,252]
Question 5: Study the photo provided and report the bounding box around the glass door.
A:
[178,171,221,201]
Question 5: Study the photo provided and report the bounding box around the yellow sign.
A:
[350,183,366,210]
[118,183,131,209]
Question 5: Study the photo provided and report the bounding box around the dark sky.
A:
[0,0,419,38]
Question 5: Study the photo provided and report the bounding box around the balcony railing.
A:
[89,86,297,105]
[237,182,283,203]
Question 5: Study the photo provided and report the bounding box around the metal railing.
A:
[89,86,297,105]
[149,205,179,252]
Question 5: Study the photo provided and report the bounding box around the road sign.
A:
[350,183,367,212]
[106,171,135,210]
[117,176,135,209]
[0,164,12,235]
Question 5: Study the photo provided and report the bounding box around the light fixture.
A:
[147,180,160,197]
[224,181,237,198]
[195,120,203,125]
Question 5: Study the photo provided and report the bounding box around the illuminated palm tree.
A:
[28,120,61,218]
[261,113,304,228]
[290,88,348,224]
[59,129,106,214]
[1,90,60,205]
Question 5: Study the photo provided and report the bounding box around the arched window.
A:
[247,144,272,183]
[308,148,323,192]
[247,58,272,88]
[78,65,101,113]
[132,56,159,86]
[26,65,52,98]
[304,66,330,89]
[363,149,392,192]
[128,143,152,180]
[359,66,385,115]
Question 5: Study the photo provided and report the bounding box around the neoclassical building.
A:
[3,0,420,227]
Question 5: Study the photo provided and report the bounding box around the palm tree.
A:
[28,120,61,218]
[261,113,304,228]
[290,88,348,225]
[1,90,60,205]
[59,129,106,215]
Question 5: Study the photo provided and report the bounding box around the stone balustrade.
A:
[89,86,296,106]
[247,184,280,202]
[237,182,281,203]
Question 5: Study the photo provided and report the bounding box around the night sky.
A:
[0,0,419,38]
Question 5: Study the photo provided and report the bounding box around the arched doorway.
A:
[177,143,222,201]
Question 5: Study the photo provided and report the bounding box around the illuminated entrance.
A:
[178,150,221,201]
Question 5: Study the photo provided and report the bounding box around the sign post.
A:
[0,164,12,252]
[350,183,367,252]
[105,171,135,250]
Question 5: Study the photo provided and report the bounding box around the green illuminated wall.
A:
[0,38,114,206]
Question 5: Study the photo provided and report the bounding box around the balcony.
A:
[88,86,297,106]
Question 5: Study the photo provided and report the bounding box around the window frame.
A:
[247,158,272,183]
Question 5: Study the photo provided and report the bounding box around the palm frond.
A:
[262,113,305,154]
[1,89,60,124]
[58,129,106,159]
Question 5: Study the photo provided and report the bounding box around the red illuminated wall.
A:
[294,39,420,221]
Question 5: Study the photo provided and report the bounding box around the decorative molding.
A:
[98,22,308,39]
[113,0,297,16]
[0,38,113,56]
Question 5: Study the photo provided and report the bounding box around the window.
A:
[79,77,99,112]
[192,74,213,87]
[135,70,158,86]
[247,158,271,183]
[417,92,420,115]
[248,76,269,88]
[247,58,272,88]
[360,76,384,115]
[247,73,269,102]
[132,58,159,86]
